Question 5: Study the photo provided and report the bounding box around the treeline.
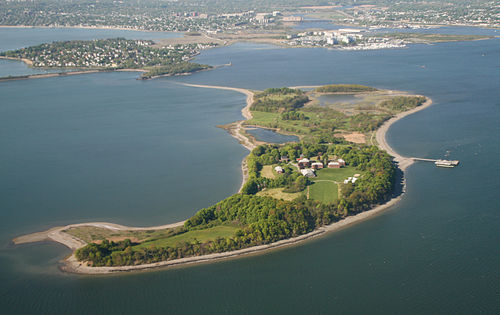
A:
[251,87,309,113]
[141,62,212,79]
[379,96,426,112]
[315,84,378,93]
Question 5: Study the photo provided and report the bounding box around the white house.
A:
[300,169,316,177]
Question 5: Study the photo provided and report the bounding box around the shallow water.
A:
[245,127,299,143]
[0,28,499,314]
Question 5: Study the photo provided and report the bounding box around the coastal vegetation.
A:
[247,86,427,142]
[140,62,212,79]
[0,38,214,77]
[250,88,310,113]
[315,84,378,93]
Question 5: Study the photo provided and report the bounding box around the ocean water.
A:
[0,29,499,314]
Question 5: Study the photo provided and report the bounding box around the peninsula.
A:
[0,38,215,79]
[13,83,434,274]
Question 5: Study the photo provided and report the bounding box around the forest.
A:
[250,87,310,112]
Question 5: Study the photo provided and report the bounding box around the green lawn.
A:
[134,225,239,249]
[314,167,359,182]
[309,181,338,203]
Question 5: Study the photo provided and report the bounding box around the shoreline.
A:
[12,83,433,274]
[0,68,148,82]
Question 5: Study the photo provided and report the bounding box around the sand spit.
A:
[13,221,185,250]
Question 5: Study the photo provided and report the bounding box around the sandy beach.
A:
[12,83,433,274]
[376,97,433,171]
[0,56,33,66]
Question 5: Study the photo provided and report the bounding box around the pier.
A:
[411,158,460,168]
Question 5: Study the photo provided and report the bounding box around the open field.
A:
[314,167,359,182]
[134,225,239,249]
[257,188,304,201]
[309,181,338,203]
[260,165,276,179]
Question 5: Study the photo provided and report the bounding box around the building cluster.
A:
[283,28,409,50]
[284,29,360,47]
[296,156,346,178]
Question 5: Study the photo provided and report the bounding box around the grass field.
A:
[314,167,359,182]
[257,188,304,201]
[261,165,276,179]
[134,225,239,249]
[309,181,338,203]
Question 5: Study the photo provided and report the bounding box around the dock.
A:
[412,158,460,168]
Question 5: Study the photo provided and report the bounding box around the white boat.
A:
[435,160,460,168]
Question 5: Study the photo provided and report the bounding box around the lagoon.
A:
[245,127,299,144]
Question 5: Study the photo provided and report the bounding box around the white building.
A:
[300,169,316,177]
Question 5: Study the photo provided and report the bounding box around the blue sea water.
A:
[0,28,499,314]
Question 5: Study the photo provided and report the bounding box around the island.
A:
[0,38,216,79]
[13,83,436,274]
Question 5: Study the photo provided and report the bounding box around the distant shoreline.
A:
[0,24,181,34]
[12,82,433,274]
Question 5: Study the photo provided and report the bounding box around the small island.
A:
[0,38,215,79]
[13,83,434,274]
